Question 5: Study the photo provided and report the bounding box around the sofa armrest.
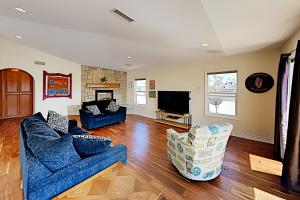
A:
[117,106,126,114]
[79,109,94,130]
[68,120,78,130]
[80,108,93,115]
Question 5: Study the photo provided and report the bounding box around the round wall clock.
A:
[245,73,274,93]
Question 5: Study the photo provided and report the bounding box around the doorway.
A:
[0,68,34,119]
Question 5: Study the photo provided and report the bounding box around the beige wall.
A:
[281,29,300,53]
[0,37,82,116]
[127,49,280,143]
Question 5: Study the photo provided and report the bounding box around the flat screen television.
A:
[158,91,190,114]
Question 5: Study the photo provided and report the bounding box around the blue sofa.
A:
[79,100,126,130]
[19,112,127,200]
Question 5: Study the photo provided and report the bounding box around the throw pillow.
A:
[27,134,81,172]
[106,100,120,112]
[86,105,101,115]
[47,111,68,134]
[72,135,112,157]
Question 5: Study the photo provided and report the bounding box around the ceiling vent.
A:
[111,8,134,23]
[207,50,223,54]
[34,61,46,66]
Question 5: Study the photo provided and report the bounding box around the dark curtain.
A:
[282,40,300,192]
[274,54,290,161]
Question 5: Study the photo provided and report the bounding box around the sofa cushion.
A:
[68,126,89,135]
[32,112,47,123]
[72,135,112,157]
[47,111,69,134]
[27,134,81,172]
[27,149,52,185]
[83,100,116,113]
[23,116,61,138]
[106,100,120,112]
[94,113,112,122]
[86,105,101,115]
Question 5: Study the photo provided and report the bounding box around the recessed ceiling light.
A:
[201,43,208,47]
[16,35,23,39]
[14,7,27,13]
[127,56,132,59]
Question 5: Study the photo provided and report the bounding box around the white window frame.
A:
[204,70,238,120]
[135,79,147,105]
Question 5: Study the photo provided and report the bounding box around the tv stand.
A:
[155,110,191,129]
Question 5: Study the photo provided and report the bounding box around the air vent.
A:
[111,8,134,23]
[207,50,223,54]
[34,61,46,66]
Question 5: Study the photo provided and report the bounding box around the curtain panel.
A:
[281,40,300,192]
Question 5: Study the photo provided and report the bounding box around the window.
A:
[135,79,146,105]
[205,71,237,118]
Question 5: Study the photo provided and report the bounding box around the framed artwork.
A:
[149,91,156,98]
[149,80,155,90]
[43,71,72,100]
[245,72,274,93]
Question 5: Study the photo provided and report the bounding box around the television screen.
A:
[158,91,190,114]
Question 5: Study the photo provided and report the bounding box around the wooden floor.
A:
[1,114,300,200]
[55,162,166,200]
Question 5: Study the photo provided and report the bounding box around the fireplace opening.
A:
[95,90,114,101]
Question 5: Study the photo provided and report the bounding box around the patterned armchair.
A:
[167,123,233,181]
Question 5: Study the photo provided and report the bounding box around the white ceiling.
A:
[0,0,299,71]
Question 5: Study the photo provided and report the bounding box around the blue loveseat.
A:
[79,100,126,130]
[19,112,127,200]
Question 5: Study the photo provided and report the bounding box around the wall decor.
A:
[245,72,274,93]
[43,71,72,99]
[149,80,155,90]
[149,91,156,98]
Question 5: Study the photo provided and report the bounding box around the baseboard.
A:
[231,132,273,144]
[131,112,274,144]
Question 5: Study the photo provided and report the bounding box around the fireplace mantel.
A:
[87,83,120,88]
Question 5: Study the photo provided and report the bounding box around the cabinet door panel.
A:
[20,72,32,92]
[4,70,19,93]
[4,94,18,117]
[1,69,33,119]
[20,94,32,115]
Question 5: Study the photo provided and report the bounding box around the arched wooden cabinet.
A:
[0,68,33,119]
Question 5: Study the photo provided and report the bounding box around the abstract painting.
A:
[43,71,72,99]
